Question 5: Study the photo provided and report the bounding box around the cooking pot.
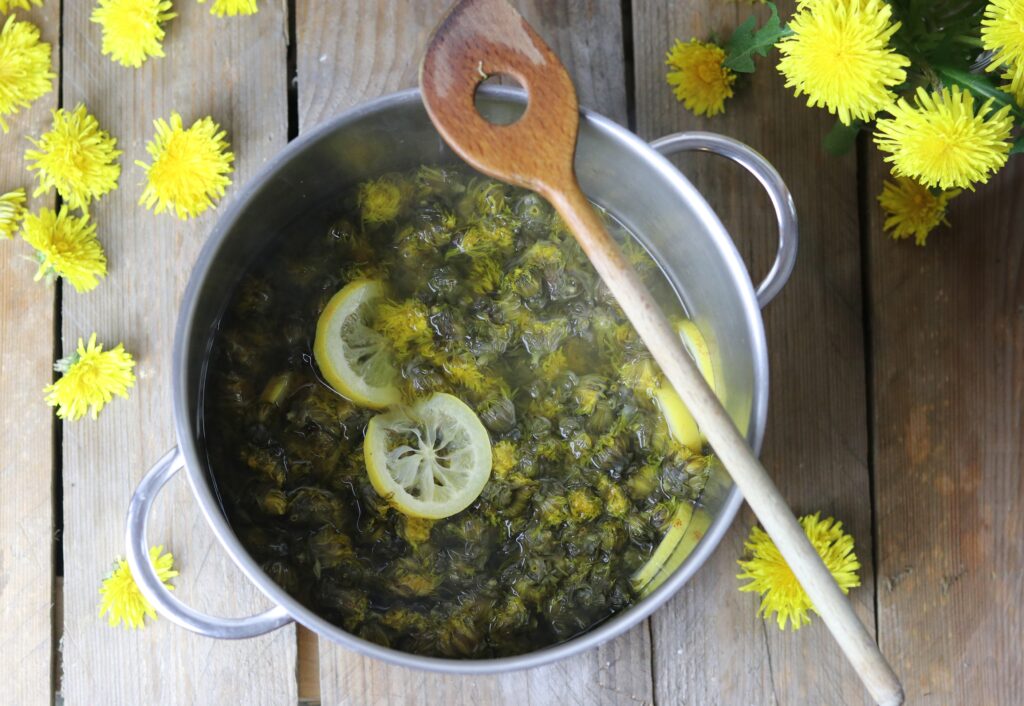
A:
[125,86,797,672]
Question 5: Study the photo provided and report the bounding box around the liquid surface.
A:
[202,166,714,658]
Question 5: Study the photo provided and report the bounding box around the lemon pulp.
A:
[365,393,492,519]
[654,318,717,451]
[313,280,401,409]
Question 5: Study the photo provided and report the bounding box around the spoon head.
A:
[420,0,580,195]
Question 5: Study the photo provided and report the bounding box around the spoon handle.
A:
[546,181,904,706]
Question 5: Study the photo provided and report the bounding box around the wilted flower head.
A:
[665,38,736,118]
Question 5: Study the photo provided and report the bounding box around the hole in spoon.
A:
[474,73,527,126]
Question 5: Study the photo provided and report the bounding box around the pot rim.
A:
[172,86,765,673]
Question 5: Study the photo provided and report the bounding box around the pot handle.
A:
[649,132,798,309]
[126,447,293,638]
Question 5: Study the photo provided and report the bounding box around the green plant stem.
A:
[952,35,984,48]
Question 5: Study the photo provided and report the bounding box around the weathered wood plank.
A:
[59,3,295,705]
[0,4,59,705]
[297,0,627,127]
[633,2,876,703]
[297,2,649,704]
[867,150,1024,703]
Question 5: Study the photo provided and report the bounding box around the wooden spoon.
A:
[420,1,903,704]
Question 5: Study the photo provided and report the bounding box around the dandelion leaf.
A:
[723,2,790,74]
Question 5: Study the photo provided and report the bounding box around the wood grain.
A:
[633,1,878,703]
[297,2,649,704]
[867,149,1024,703]
[0,4,59,705]
[297,0,627,129]
[59,3,295,705]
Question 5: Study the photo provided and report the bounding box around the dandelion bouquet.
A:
[667,0,1023,245]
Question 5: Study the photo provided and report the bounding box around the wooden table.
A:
[0,2,1020,704]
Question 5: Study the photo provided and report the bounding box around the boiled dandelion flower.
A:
[359,176,403,224]
[99,545,176,628]
[91,0,176,69]
[198,0,257,17]
[0,15,54,132]
[982,0,1024,105]
[665,39,736,118]
[137,112,234,220]
[21,206,107,292]
[874,85,1013,190]
[0,187,26,239]
[777,0,910,125]
[878,177,961,246]
[45,333,136,420]
[737,512,861,631]
[25,103,121,213]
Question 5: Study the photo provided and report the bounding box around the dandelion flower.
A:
[665,39,736,118]
[777,0,910,125]
[359,176,403,224]
[0,187,26,239]
[25,104,121,213]
[982,0,1024,105]
[737,513,861,630]
[878,177,961,246]
[21,206,107,292]
[874,86,1013,190]
[91,0,176,69]
[198,0,257,17]
[45,333,136,420]
[99,546,177,628]
[137,112,234,220]
[0,0,43,13]
[0,16,54,132]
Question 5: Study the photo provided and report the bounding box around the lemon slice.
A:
[364,393,492,519]
[314,280,401,409]
[677,318,716,392]
[654,318,716,451]
[631,502,712,596]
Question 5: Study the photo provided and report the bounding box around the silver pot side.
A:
[127,86,785,672]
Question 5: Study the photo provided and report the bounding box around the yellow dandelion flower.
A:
[25,104,122,213]
[0,16,54,132]
[491,440,518,479]
[665,39,736,118]
[359,177,403,224]
[45,333,136,420]
[737,513,861,631]
[874,86,1013,190]
[198,0,257,17]
[982,0,1024,105]
[442,354,488,394]
[21,206,107,292]
[99,545,177,628]
[538,349,568,381]
[91,0,176,69]
[137,112,234,220]
[777,0,909,125]
[878,177,961,246]
[0,187,26,239]
[0,0,43,13]
[375,299,431,357]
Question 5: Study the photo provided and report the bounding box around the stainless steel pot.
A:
[126,86,797,672]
